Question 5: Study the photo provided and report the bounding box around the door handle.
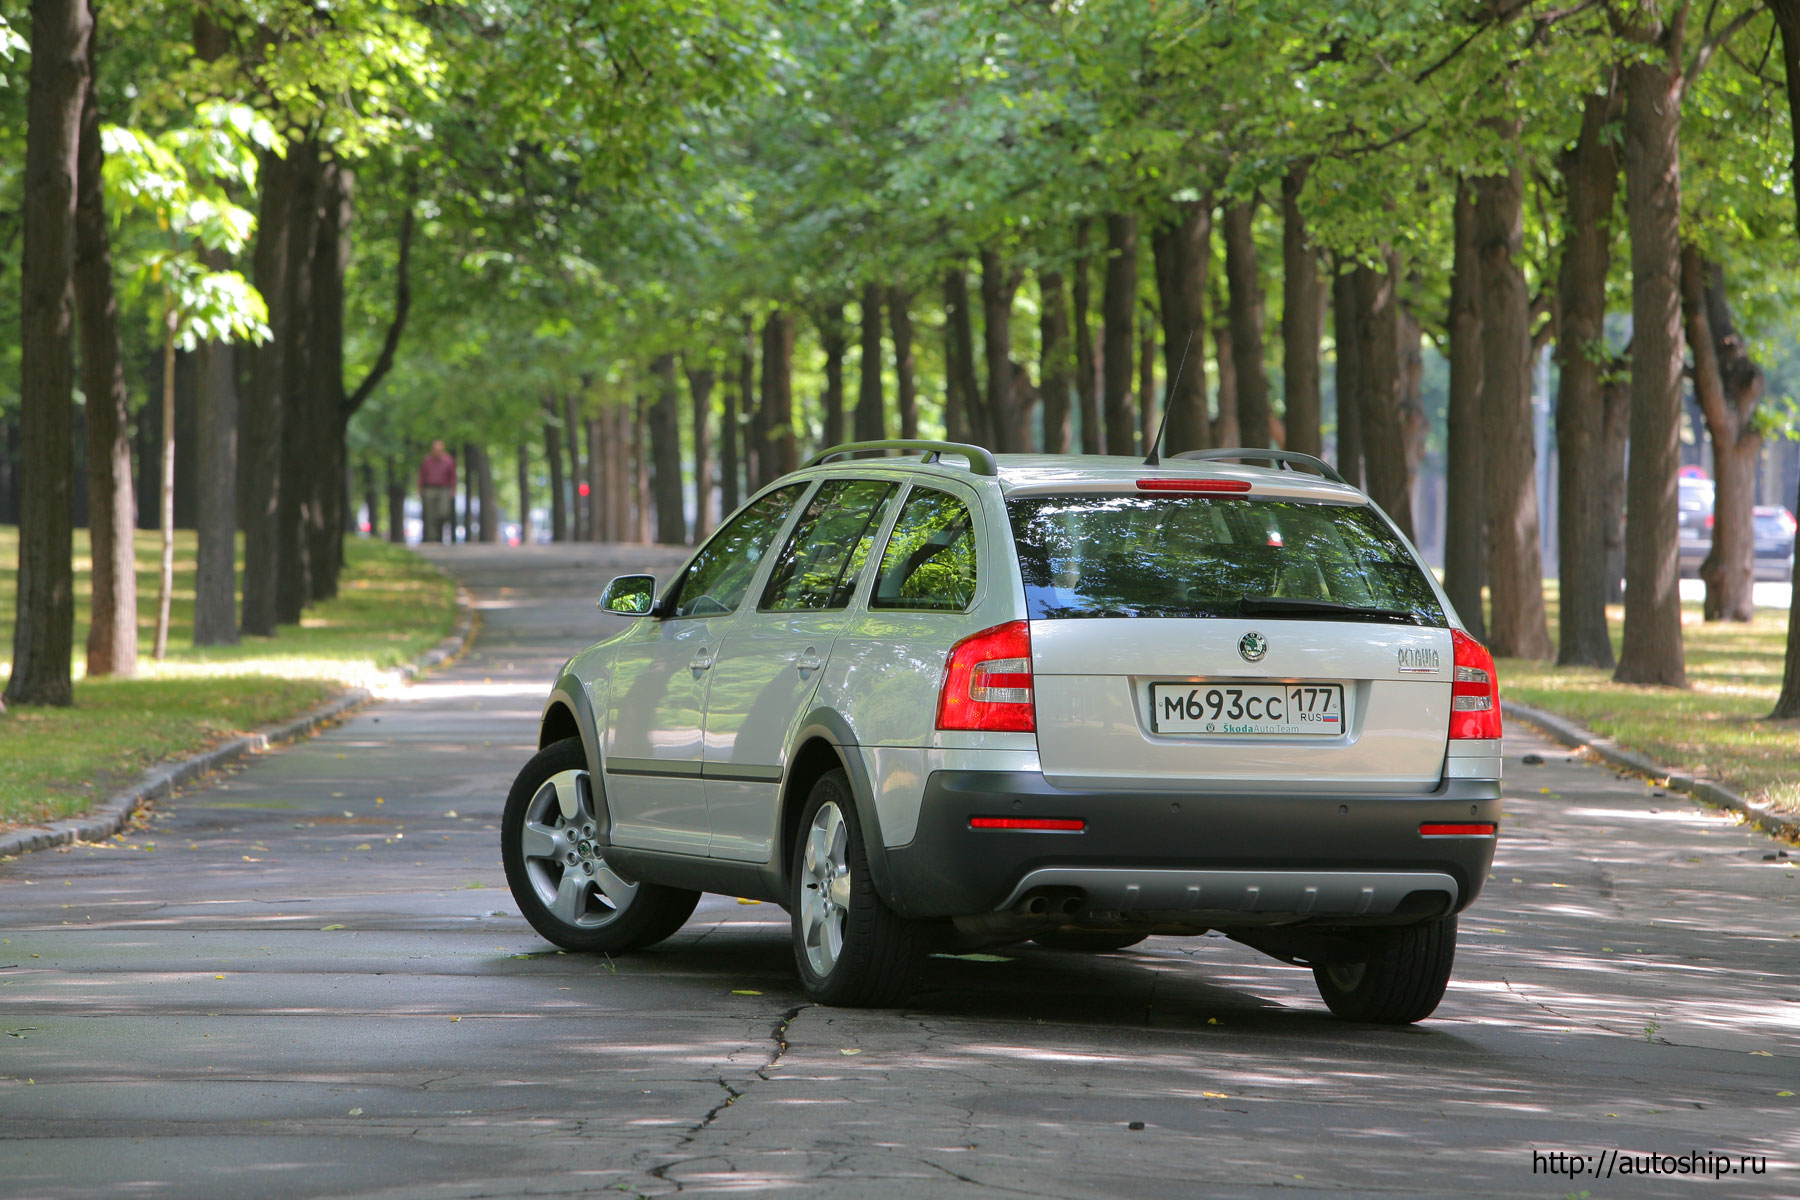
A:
[795,649,822,673]
[689,653,714,673]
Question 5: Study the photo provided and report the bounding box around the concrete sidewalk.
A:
[1,542,1796,1198]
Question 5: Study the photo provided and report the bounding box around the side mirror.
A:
[599,574,658,616]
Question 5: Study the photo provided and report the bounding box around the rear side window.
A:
[669,484,805,618]
[761,479,898,611]
[1007,494,1445,626]
[872,488,978,611]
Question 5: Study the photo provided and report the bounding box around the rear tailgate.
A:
[1031,618,1451,792]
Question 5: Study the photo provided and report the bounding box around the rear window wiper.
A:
[1236,596,1424,624]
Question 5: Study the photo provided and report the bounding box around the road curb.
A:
[1502,697,1800,843]
[0,575,476,861]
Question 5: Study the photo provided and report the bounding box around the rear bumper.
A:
[881,770,1500,922]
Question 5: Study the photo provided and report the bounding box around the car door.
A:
[600,484,807,855]
[701,477,901,862]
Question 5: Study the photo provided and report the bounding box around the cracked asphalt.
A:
[2,542,1798,1199]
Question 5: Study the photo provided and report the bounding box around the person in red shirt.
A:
[419,440,458,543]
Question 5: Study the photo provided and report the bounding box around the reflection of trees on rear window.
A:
[1007,495,1444,624]
[873,489,978,611]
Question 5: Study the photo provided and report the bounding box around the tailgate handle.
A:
[795,648,823,673]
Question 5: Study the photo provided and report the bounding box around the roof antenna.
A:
[1142,328,1194,468]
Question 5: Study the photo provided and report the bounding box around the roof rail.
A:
[1171,447,1348,487]
[803,439,998,477]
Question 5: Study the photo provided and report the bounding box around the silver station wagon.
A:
[501,441,1502,1022]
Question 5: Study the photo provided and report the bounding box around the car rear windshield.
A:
[1007,494,1446,626]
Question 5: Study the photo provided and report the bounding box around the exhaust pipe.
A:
[1026,895,1050,915]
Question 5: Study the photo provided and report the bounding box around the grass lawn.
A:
[0,527,455,829]
[1495,589,1799,816]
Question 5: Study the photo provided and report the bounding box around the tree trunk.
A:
[1102,214,1137,455]
[1138,328,1158,454]
[687,359,716,538]
[241,145,289,637]
[562,392,585,542]
[192,339,237,644]
[820,303,847,450]
[586,417,608,539]
[745,312,766,492]
[1474,151,1553,661]
[1556,92,1622,666]
[649,353,687,545]
[1073,219,1102,454]
[610,405,631,540]
[1445,179,1487,640]
[386,456,405,544]
[1602,371,1630,605]
[855,283,885,443]
[1210,263,1239,448]
[515,441,531,544]
[1281,168,1323,459]
[889,286,917,442]
[943,269,984,446]
[1354,258,1414,540]
[1151,200,1210,458]
[1038,269,1072,454]
[980,248,1022,451]
[1682,245,1763,622]
[761,310,796,478]
[1615,56,1688,686]
[276,139,322,624]
[635,391,652,544]
[308,160,349,599]
[473,444,497,543]
[1769,0,1800,715]
[7,0,91,706]
[154,310,176,659]
[75,27,139,673]
[1223,198,1271,449]
[724,326,745,512]
[544,398,567,542]
[1331,266,1362,488]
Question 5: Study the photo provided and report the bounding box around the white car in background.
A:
[502,441,1503,1023]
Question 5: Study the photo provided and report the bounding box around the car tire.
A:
[790,768,927,1007]
[1311,915,1456,1024]
[502,737,699,954]
[1032,931,1149,953]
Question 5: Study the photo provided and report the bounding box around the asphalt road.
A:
[2,542,1797,1199]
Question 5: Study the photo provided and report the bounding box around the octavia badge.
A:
[1239,631,1268,663]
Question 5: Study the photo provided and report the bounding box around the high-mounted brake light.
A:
[1449,629,1502,740]
[1419,822,1496,837]
[969,816,1085,832]
[937,621,1036,732]
[1136,478,1252,493]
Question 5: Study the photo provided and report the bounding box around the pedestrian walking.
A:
[420,440,458,544]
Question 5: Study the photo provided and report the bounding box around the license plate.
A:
[1150,682,1344,736]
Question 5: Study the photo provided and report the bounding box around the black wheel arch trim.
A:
[783,708,907,914]
[541,675,603,784]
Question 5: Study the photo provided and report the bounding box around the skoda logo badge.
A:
[1239,631,1268,663]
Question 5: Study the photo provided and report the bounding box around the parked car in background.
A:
[1754,506,1797,582]
[1677,476,1714,578]
[502,441,1502,1024]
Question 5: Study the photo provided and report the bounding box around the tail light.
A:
[937,621,1035,732]
[1136,478,1251,493]
[1449,629,1501,740]
[1780,510,1798,535]
[1704,513,1714,529]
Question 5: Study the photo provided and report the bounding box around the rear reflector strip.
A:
[969,817,1086,832]
[1419,822,1496,837]
[1136,478,1252,493]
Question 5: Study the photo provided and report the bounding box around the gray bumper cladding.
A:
[996,868,1460,916]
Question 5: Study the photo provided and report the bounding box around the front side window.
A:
[668,485,806,618]
[761,479,898,612]
[872,488,979,611]
[1007,494,1445,625]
